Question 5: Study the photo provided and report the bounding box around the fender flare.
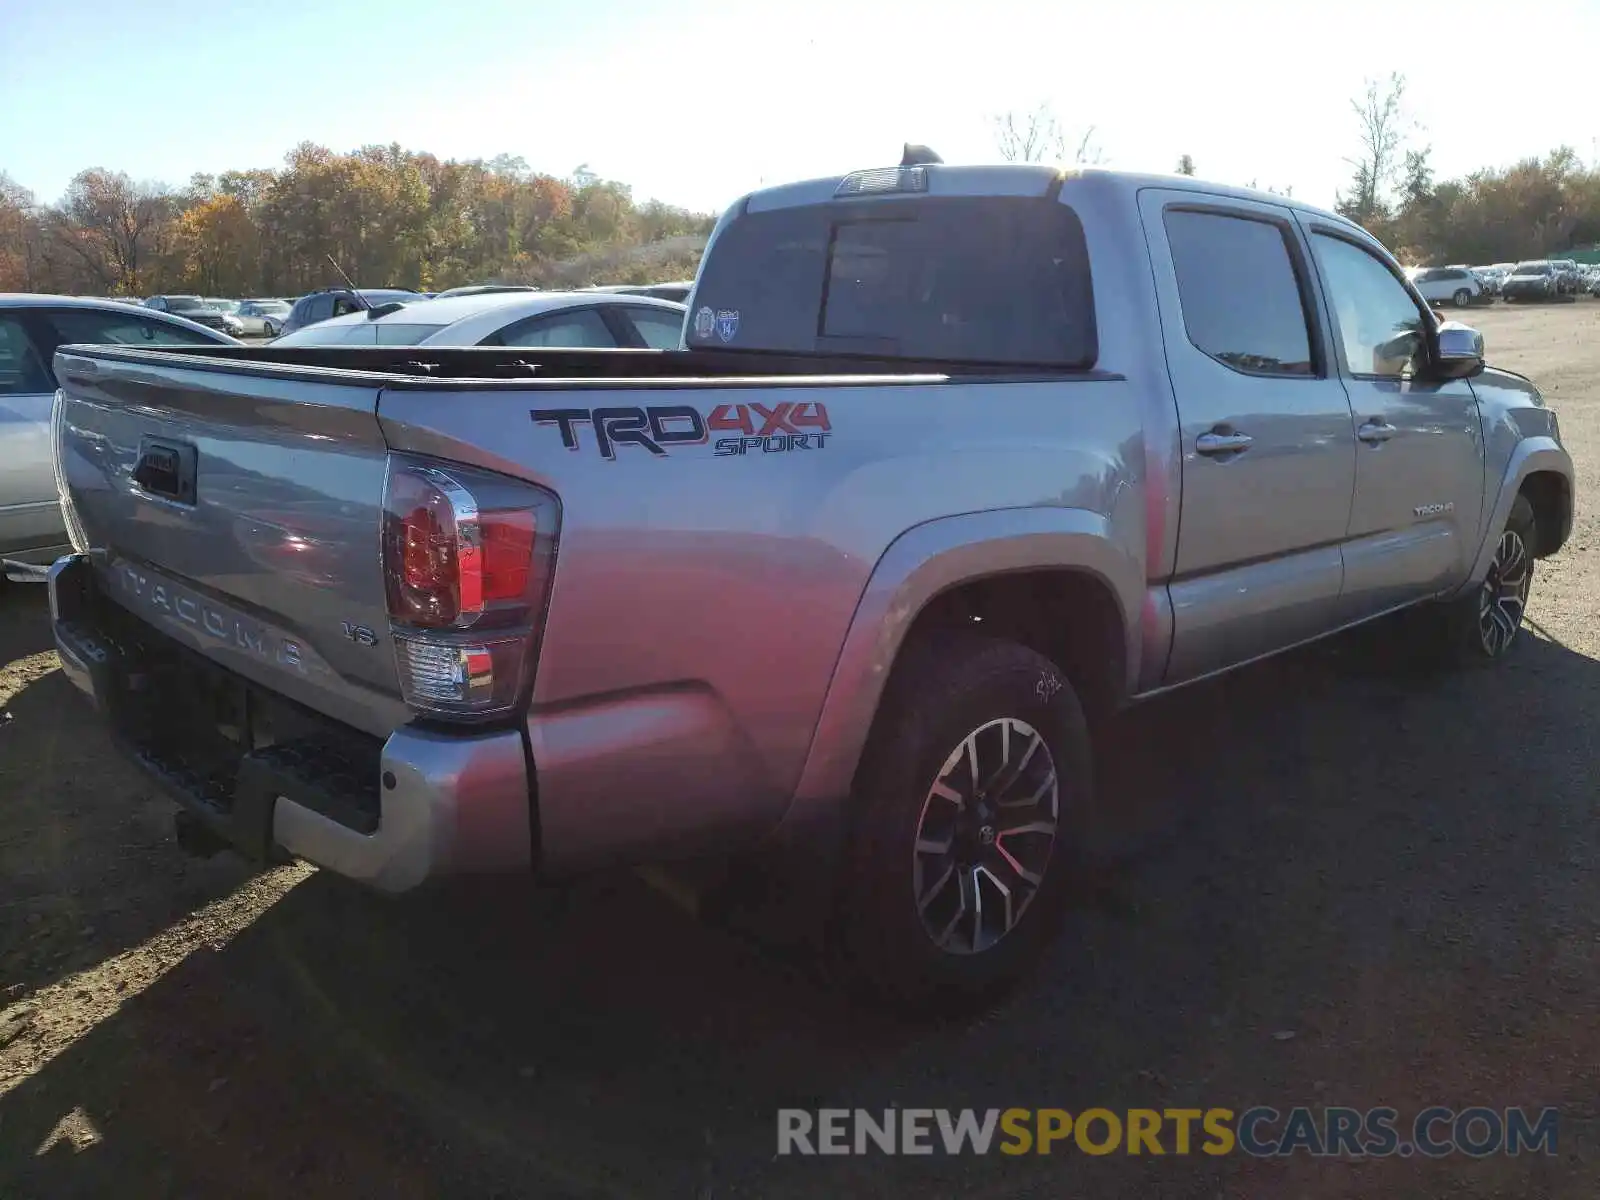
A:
[776,507,1142,839]
[1448,438,1573,598]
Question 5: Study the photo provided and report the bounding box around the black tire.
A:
[1420,493,1537,666]
[836,631,1091,1014]
[1453,288,1473,308]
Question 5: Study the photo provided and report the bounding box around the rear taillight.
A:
[381,458,559,721]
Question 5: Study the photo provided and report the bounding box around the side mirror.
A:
[1431,320,1485,380]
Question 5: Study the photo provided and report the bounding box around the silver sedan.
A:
[0,294,238,574]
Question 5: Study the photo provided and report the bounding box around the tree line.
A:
[997,89,1600,267]
[5,95,1598,300]
[1330,74,1600,266]
[0,142,716,298]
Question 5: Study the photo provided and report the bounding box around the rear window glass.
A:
[352,323,446,346]
[275,321,445,347]
[687,196,1096,368]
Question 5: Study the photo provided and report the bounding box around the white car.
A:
[270,291,687,350]
[1404,266,1484,308]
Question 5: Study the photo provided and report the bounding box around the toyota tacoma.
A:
[47,153,1574,1010]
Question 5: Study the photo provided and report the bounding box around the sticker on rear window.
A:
[693,305,716,340]
[715,309,740,343]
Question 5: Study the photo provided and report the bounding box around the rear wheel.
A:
[1453,288,1473,308]
[837,632,1091,1014]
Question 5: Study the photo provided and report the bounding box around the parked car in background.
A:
[233,298,293,336]
[0,294,236,572]
[202,298,247,337]
[1405,265,1484,308]
[143,294,235,333]
[271,290,686,349]
[1500,261,1560,302]
[1471,265,1505,295]
[432,284,541,299]
[276,287,423,338]
[586,280,694,303]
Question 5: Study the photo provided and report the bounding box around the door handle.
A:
[1195,430,1254,457]
[1357,420,1397,445]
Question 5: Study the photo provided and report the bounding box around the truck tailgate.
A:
[53,347,407,738]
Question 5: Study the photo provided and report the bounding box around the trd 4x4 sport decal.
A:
[530,402,832,460]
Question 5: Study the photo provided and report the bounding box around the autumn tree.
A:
[52,169,173,293]
[176,193,258,294]
[0,174,43,291]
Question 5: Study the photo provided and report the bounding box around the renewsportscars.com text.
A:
[776,1106,1559,1158]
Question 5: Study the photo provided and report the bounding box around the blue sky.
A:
[3,0,1597,214]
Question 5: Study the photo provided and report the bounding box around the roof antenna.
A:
[901,143,944,167]
[325,254,371,310]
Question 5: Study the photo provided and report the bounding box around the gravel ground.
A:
[2,301,1599,1198]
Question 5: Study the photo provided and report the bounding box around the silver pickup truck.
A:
[48,158,1574,1011]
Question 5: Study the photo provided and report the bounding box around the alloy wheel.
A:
[911,717,1059,956]
[1478,528,1532,656]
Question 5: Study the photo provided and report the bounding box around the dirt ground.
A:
[3,301,1600,1198]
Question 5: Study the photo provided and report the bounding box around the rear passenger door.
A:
[1139,191,1358,683]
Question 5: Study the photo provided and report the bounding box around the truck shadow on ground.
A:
[1,587,261,1004]
[2,592,1596,1197]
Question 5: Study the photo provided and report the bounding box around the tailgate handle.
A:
[133,438,198,505]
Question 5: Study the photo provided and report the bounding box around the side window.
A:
[331,296,363,317]
[621,306,685,349]
[302,296,334,323]
[1162,209,1315,377]
[1310,233,1429,379]
[0,316,52,394]
[46,310,220,347]
[489,308,617,349]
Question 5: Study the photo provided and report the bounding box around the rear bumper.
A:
[49,554,532,893]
